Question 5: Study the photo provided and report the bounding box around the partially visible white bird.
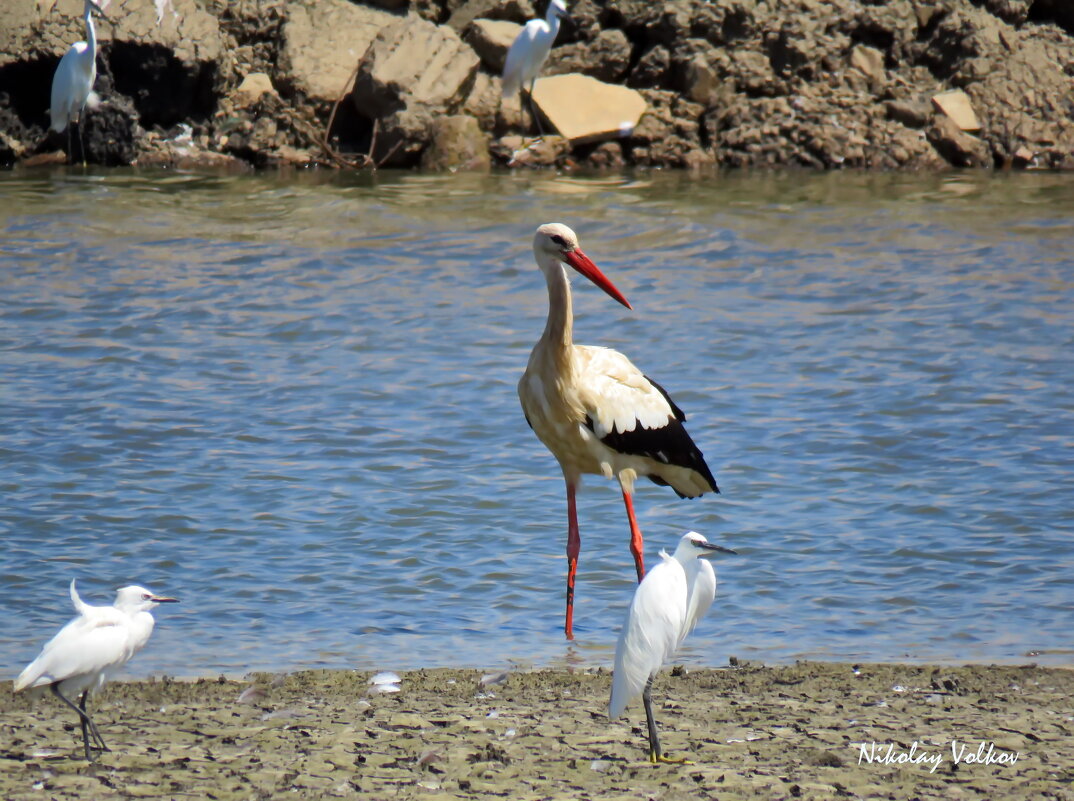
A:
[609,531,736,763]
[14,579,179,761]
[501,0,569,135]
[50,0,106,164]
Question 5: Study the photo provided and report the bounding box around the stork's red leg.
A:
[565,481,580,640]
[622,490,646,581]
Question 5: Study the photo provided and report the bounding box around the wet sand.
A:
[2,662,1071,800]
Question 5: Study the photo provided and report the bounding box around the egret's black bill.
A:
[699,542,737,555]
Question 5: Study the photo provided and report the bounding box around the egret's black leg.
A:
[80,689,109,753]
[76,117,87,167]
[643,675,662,762]
[49,684,107,760]
[526,79,545,138]
[643,675,693,764]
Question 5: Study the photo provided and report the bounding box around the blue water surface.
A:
[1,170,1071,677]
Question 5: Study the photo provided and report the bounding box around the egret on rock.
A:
[609,531,736,763]
[518,223,720,639]
[501,0,569,136]
[50,0,106,164]
[14,579,179,761]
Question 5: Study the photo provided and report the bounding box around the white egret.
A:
[608,531,736,763]
[518,223,720,639]
[50,0,106,164]
[501,0,569,135]
[14,579,179,761]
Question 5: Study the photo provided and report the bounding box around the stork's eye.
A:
[550,234,567,247]
[142,593,152,600]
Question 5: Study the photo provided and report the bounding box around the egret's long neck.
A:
[546,12,561,39]
[540,257,574,354]
[84,2,97,58]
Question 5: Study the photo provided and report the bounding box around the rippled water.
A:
[1,169,1071,678]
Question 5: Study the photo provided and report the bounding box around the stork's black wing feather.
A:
[583,375,719,497]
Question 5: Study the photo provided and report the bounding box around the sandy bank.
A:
[3,661,1071,799]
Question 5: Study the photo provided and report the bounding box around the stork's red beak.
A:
[152,596,179,603]
[563,249,632,310]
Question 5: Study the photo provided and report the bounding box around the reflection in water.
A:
[0,169,1071,676]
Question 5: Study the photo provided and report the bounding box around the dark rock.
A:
[602,0,690,47]
[371,106,434,166]
[547,29,631,82]
[682,54,720,105]
[447,0,534,32]
[691,0,757,45]
[79,92,139,165]
[978,0,1031,25]
[630,45,670,87]
[464,18,519,74]
[421,114,490,169]
[584,140,625,168]
[927,114,991,166]
[886,98,932,128]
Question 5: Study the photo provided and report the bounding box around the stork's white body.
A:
[518,223,718,639]
[520,340,715,499]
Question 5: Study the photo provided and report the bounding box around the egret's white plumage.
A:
[49,0,104,162]
[609,531,735,763]
[501,0,569,99]
[518,223,719,639]
[502,0,568,136]
[15,579,178,760]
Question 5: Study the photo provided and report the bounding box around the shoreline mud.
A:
[3,661,1072,799]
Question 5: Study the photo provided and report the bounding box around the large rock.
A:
[931,89,980,132]
[280,0,400,104]
[353,15,480,117]
[531,73,647,144]
[350,17,481,167]
[464,18,520,73]
[927,115,991,167]
[421,115,490,170]
[461,71,501,131]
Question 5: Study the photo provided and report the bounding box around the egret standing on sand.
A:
[14,580,178,761]
[50,0,105,164]
[518,223,720,639]
[609,531,736,763]
[501,0,569,135]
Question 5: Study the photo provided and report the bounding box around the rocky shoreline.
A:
[2,0,1074,171]
[2,663,1071,799]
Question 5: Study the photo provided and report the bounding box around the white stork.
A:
[518,223,720,639]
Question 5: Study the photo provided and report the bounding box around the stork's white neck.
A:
[538,254,574,353]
